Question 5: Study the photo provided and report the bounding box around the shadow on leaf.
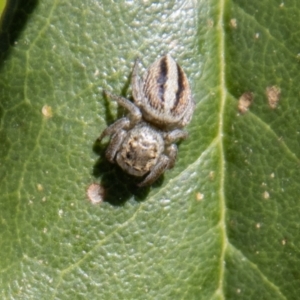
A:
[0,0,38,65]
[92,140,156,206]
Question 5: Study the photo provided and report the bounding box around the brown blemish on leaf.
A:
[196,192,204,201]
[209,171,215,181]
[238,92,253,114]
[266,85,281,109]
[58,209,63,217]
[230,19,237,29]
[263,191,270,199]
[87,183,105,204]
[42,105,53,118]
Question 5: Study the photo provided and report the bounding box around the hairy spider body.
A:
[115,124,164,177]
[133,54,194,129]
[99,55,194,187]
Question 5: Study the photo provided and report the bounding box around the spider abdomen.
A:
[140,54,194,129]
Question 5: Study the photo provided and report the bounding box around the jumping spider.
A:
[99,54,195,187]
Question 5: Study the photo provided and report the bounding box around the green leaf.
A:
[0,0,300,299]
[0,0,6,19]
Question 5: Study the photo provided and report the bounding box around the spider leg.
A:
[137,155,169,187]
[104,90,141,125]
[165,144,178,169]
[105,130,127,163]
[163,129,188,143]
[131,58,145,107]
[180,95,195,127]
[98,117,130,141]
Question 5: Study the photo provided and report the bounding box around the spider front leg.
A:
[104,90,142,125]
[138,155,170,187]
[105,130,127,163]
[161,129,188,170]
[98,117,130,141]
[131,58,145,107]
[163,129,188,143]
[98,118,129,163]
[165,144,178,169]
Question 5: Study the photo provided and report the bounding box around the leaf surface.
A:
[0,0,299,299]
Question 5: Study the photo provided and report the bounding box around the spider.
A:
[99,54,195,187]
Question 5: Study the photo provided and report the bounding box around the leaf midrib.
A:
[214,2,290,299]
[214,0,227,299]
